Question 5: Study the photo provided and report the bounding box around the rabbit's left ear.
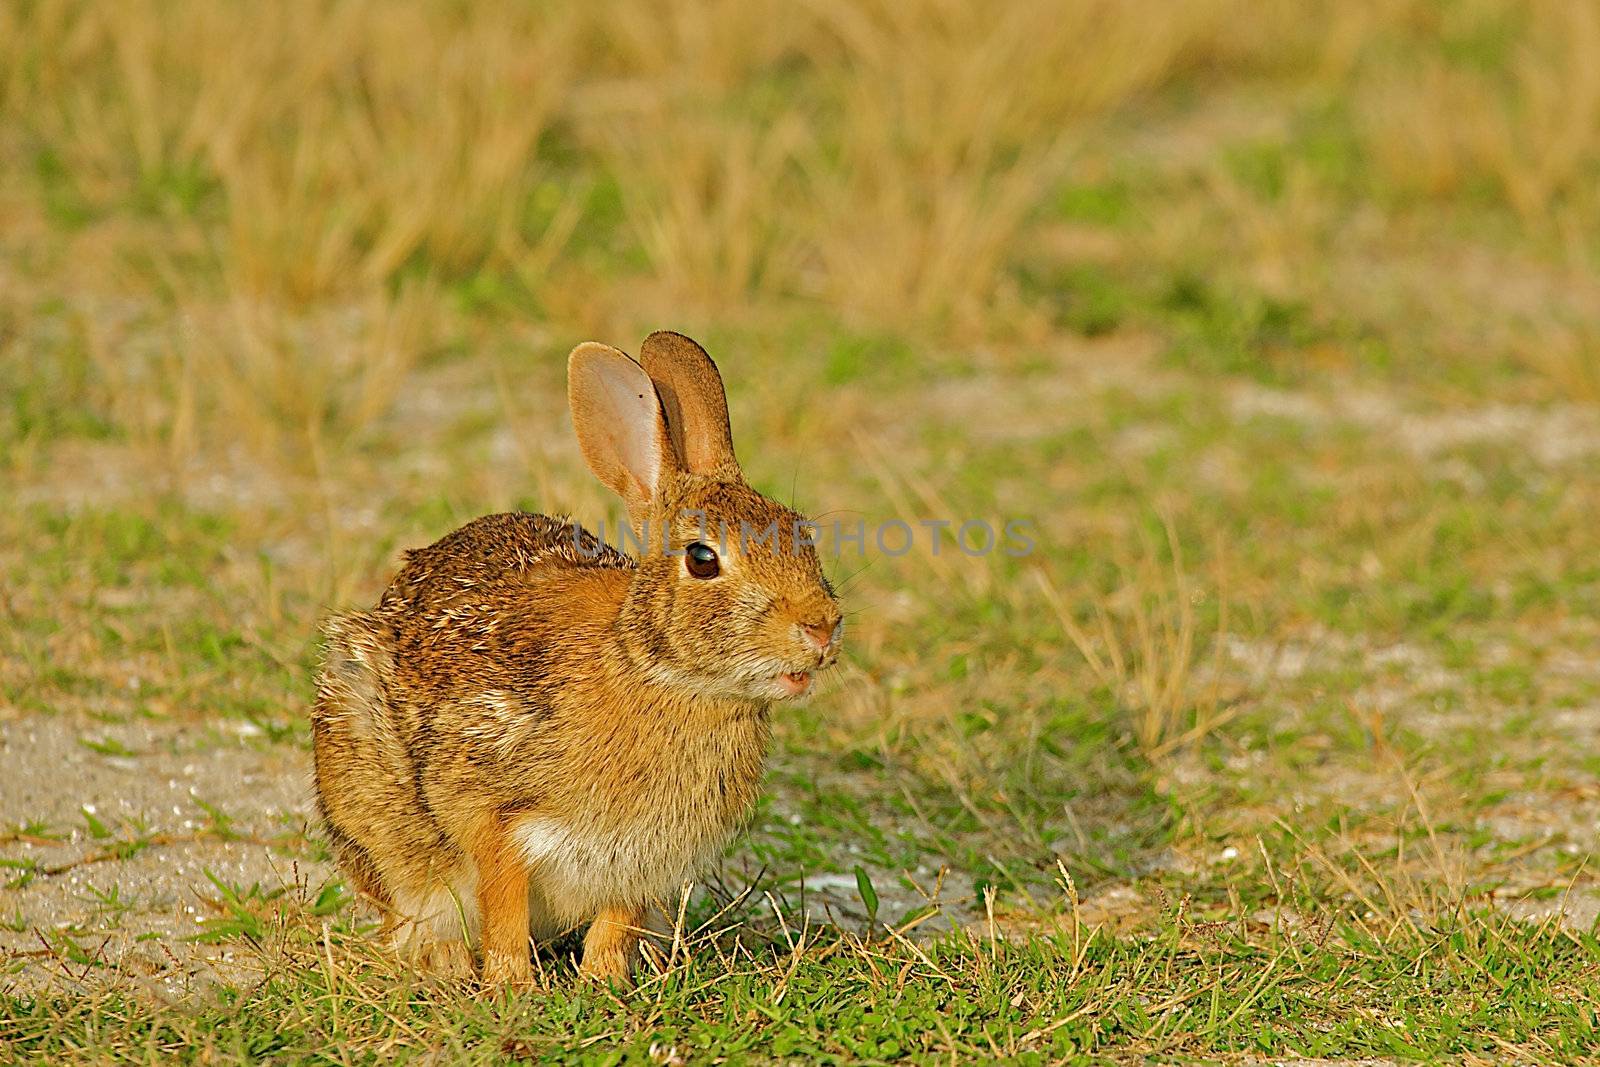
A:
[568,342,676,525]
[639,331,741,480]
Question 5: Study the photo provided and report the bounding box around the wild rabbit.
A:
[311,332,843,987]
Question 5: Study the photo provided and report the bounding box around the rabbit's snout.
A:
[794,609,843,670]
[799,616,842,655]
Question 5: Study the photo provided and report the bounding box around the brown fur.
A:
[311,334,842,986]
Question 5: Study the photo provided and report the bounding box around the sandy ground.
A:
[0,716,321,997]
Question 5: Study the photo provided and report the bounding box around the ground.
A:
[4,1,1600,1063]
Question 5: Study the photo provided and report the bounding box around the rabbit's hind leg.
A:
[313,617,475,979]
[387,865,478,980]
[322,819,390,911]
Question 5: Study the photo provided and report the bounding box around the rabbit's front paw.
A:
[481,948,534,990]
[579,905,643,989]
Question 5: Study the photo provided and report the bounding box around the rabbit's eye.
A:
[685,541,720,579]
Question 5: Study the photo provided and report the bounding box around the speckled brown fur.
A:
[311,333,842,987]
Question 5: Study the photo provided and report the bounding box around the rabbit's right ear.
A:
[569,342,676,524]
[639,331,740,480]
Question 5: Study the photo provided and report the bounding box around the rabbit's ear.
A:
[569,342,676,523]
[639,331,740,480]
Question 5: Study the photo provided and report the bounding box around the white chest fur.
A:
[510,811,728,936]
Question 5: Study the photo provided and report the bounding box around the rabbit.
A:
[310,331,843,987]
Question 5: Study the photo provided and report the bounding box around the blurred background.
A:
[4,0,1600,994]
[7,1,1599,432]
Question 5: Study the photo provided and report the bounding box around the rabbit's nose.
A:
[800,617,841,652]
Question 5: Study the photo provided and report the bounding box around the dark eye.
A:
[685,541,720,579]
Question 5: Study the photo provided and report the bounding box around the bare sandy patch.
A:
[0,717,323,996]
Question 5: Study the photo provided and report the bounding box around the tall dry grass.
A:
[3,0,1598,463]
[1354,0,1600,221]
[4,0,580,301]
[0,2,1300,289]
[795,0,1274,329]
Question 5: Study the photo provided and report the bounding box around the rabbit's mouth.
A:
[776,670,813,697]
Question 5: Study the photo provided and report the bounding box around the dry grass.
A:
[1035,521,1235,757]
[73,280,445,472]
[5,0,1597,456]
[1356,0,1600,221]
[795,0,1223,328]
[3,0,578,299]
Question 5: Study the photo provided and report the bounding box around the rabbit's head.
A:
[570,332,843,702]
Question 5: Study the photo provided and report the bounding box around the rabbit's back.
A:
[380,511,630,618]
[369,512,631,702]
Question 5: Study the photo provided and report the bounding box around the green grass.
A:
[6,901,1597,1064]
